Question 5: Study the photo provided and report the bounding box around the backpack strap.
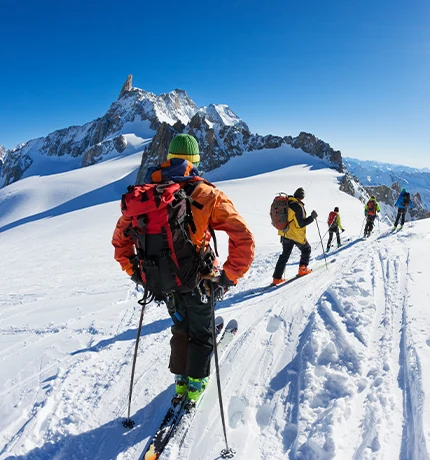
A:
[208,226,219,258]
[183,180,204,210]
[184,180,219,258]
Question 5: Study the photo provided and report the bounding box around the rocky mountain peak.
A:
[286,132,343,168]
[1,80,344,189]
[119,74,133,98]
[200,104,250,131]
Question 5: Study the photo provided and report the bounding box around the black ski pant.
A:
[327,227,341,248]
[167,289,214,379]
[273,237,311,279]
[395,208,407,227]
[364,215,376,235]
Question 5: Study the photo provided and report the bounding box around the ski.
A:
[143,395,188,460]
[160,319,238,458]
[265,258,336,290]
[215,315,225,336]
[141,317,236,460]
[326,237,352,253]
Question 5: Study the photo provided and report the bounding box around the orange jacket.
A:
[112,178,254,283]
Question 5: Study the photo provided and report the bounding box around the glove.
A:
[341,228,345,233]
[129,257,143,286]
[364,210,367,216]
[131,270,143,285]
[218,270,236,289]
[214,270,236,300]
[311,210,318,220]
[201,269,236,300]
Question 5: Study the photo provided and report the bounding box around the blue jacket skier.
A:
[394,188,413,228]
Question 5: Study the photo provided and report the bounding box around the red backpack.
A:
[270,193,290,230]
[327,211,337,227]
[367,200,376,216]
[120,181,216,300]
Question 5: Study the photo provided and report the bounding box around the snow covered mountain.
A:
[1,75,343,189]
[0,145,5,175]
[0,77,199,188]
[2,143,430,459]
[345,157,430,211]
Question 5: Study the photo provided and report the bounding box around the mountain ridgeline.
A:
[0,75,342,188]
[2,76,428,222]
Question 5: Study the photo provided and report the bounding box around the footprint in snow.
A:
[266,316,282,333]
[256,402,272,428]
[228,396,247,429]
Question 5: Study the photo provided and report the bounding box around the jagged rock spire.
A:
[119,74,133,98]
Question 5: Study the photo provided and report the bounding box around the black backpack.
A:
[402,192,411,206]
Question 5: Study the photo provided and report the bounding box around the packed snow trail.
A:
[182,228,430,460]
[2,150,430,459]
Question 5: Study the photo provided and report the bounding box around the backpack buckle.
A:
[196,284,208,304]
[160,249,171,258]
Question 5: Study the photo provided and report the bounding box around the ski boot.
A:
[272,278,285,286]
[326,247,330,253]
[298,265,312,277]
[172,374,188,405]
[337,243,342,248]
[187,376,209,403]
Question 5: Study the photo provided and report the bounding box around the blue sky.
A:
[1,0,429,167]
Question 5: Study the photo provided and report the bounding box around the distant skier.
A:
[112,134,254,402]
[272,187,318,285]
[363,196,381,237]
[326,207,344,252]
[394,188,413,229]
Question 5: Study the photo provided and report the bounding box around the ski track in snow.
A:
[2,154,430,460]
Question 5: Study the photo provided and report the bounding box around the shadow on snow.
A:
[71,318,172,356]
[3,386,173,460]
[0,171,136,233]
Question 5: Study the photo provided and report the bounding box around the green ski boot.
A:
[188,376,209,402]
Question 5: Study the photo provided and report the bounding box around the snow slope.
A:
[1,147,430,460]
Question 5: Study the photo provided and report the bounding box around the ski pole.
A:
[360,217,366,236]
[123,287,150,429]
[313,227,329,252]
[210,282,235,459]
[315,219,328,269]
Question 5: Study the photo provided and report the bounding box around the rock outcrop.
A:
[0,145,5,175]
[285,132,342,168]
[135,124,343,183]
[119,74,133,98]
